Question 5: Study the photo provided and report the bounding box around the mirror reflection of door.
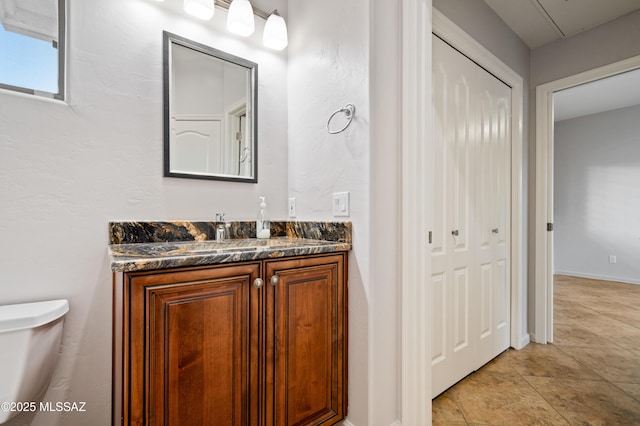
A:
[224,100,250,176]
[238,114,252,177]
[164,32,257,182]
[171,116,223,174]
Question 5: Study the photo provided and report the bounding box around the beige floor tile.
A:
[576,314,640,338]
[576,298,637,314]
[448,370,569,425]
[474,349,521,377]
[552,305,602,326]
[433,391,467,423]
[553,323,619,348]
[581,315,640,350]
[614,382,640,402]
[507,343,602,381]
[599,310,640,330]
[557,345,640,383]
[603,330,640,351]
[525,376,640,425]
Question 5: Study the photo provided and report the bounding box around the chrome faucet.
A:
[215,213,230,242]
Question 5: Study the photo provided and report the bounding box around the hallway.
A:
[432,275,640,425]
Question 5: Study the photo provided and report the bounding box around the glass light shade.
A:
[183,0,215,20]
[263,13,288,50]
[227,0,255,37]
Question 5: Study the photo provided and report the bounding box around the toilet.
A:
[0,299,69,423]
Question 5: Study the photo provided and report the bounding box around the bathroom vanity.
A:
[109,221,350,426]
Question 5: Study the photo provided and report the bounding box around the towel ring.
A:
[327,104,356,134]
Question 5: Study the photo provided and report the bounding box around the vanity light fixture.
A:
[263,10,288,51]
[183,0,215,20]
[173,0,288,50]
[227,0,255,37]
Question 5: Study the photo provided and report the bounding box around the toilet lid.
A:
[0,299,69,332]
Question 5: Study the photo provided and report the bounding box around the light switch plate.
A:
[288,198,296,218]
[333,192,350,217]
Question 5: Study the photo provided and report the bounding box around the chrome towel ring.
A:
[327,104,356,134]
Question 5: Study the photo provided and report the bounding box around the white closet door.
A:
[475,66,511,367]
[431,35,511,397]
[431,35,476,397]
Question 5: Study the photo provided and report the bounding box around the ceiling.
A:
[484,0,640,49]
[554,69,640,121]
[484,0,640,121]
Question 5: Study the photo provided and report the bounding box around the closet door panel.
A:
[475,68,511,368]
[431,35,476,397]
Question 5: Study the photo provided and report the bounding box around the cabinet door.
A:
[265,254,347,426]
[125,263,261,426]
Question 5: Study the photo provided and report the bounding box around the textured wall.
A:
[554,105,640,284]
[0,0,287,424]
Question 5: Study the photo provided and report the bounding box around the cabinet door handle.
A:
[270,275,279,286]
[451,230,459,236]
[253,278,264,288]
[492,228,499,234]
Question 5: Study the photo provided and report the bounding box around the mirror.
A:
[163,31,258,182]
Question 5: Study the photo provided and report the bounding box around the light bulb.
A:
[263,12,288,50]
[227,0,255,37]
[183,0,215,20]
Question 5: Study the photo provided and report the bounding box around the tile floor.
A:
[432,275,640,425]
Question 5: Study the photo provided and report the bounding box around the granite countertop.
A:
[108,221,352,272]
[109,237,350,272]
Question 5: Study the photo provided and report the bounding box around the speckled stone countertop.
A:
[108,221,351,272]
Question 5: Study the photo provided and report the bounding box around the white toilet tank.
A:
[0,299,69,424]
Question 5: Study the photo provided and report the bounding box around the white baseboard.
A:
[516,333,530,350]
[555,270,640,286]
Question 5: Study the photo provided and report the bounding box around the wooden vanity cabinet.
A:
[113,253,347,426]
[264,255,347,426]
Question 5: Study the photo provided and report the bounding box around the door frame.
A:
[401,5,526,424]
[533,54,640,344]
[401,0,433,423]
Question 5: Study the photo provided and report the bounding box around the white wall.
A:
[554,105,640,284]
[531,10,640,88]
[0,0,287,424]
[370,0,401,424]
[433,0,530,79]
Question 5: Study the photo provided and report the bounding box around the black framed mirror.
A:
[163,31,258,182]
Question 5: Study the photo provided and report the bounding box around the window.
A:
[0,0,65,100]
